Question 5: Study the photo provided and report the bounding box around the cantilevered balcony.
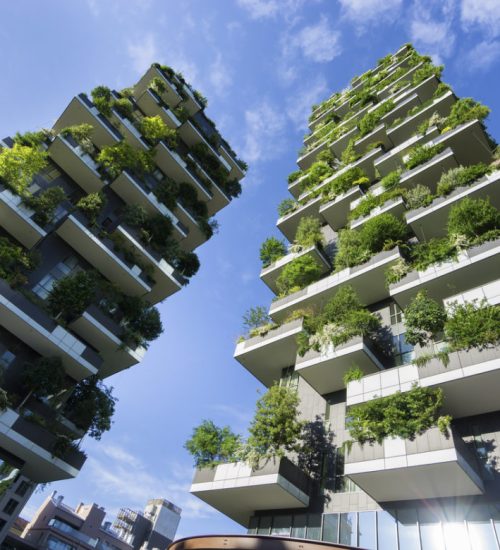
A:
[219,144,246,181]
[390,238,500,308]
[381,92,421,128]
[48,135,104,193]
[345,426,483,503]
[133,65,182,109]
[135,88,182,129]
[276,197,322,243]
[110,109,150,151]
[53,94,122,148]
[350,196,406,231]
[269,247,402,323]
[181,83,203,115]
[354,124,392,154]
[295,335,385,395]
[388,90,455,145]
[319,185,364,231]
[56,213,152,297]
[179,120,231,172]
[109,170,187,241]
[191,458,311,527]
[297,126,358,171]
[70,304,145,378]
[0,279,100,380]
[114,224,184,302]
[399,147,458,192]
[407,170,500,241]
[187,153,231,216]
[347,346,500,419]
[377,62,426,101]
[234,318,303,386]
[0,409,86,483]
[0,184,46,248]
[260,245,331,294]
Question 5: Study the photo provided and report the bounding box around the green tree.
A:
[23,186,66,227]
[294,216,324,248]
[47,271,97,322]
[260,237,287,268]
[245,385,304,463]
[97,142,155,180]
[361,212,407,253]
[140,116,178,147]
[243,306,272,332]
[0,144,48,195]
[184,420,241,467]
[447,197,500,240]
[20,357,67,409]
[120,296,163,348]
[91,86,112,116]
[404,291,447,346]
[446,97,490,129]
[276,255,322,295]
[76,192,107,225]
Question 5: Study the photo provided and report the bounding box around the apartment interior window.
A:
[33,257,79,299]
[0,350,16,369]
[389,302,403,325]
[15,480,31,497]
[392,333,414,366]
[3,498,18,515]
[280,366,299,391]
[47,536,76,550]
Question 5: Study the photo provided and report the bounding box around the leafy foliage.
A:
[343,366,365,386]
[243,307,273,332]
[436,163,490,196]
[445,98,490,130]
[276,255,323,296]
[47,271,97,322]
[97,142,155,180]
[346,385,448,444]
[404,143,445,170]
[358,100,395,138]
[404,291,446,346]
[294,216,324,248]
[277,198,297,217]
[91,86,113,117]
[0,144,48,195]
[140,116,178,146]
[405,184,432,210]
[447,197,500,240]
[0,236,36,287]
[380,169,402,191]
[76,192,107,225]
[260,237,287,268]
[60,124,94,155]
[23,186,66,227]
[185,420,241,467]
[445,301,500,351]
[22,357,66,398]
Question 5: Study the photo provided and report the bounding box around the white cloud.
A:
[127,33,158,74]
[286,76,328,130]
[464,40,500,71]
[241,101,287,163]
[409,0,456,60]
[291,16,342,63]
[209,53,233,97]
[339,0,402,25]
[237,0,309,19]
[461,0,500,37]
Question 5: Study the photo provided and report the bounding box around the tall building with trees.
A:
[0,63,245,541]
[189,44,500,548]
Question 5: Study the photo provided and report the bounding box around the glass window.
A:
[47,536,76,550]
[3,499,18,515]
[33,257,79,299]
[280,366,299,391]
[466,505,497,550]
[306,514,321,541]
[397,508,420,550]
[322,514,338,543]
[392,333,414,366]
[291,515,307,539]
[15,480,31,497]
[339,513,357,546]
[443,522,470,550]
[247,517,258,535]
[257,517,271,535]
[419,508,444,550]
[0,350,16,369]
[271,515,291,536]
[390,302,403,325]
[377,511,398,548]
[358,512,376,550]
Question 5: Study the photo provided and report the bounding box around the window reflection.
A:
[397,508,420,550]
[377,511,398,548]
[322,514,338,543]
[339,513,356,546]
[358,511,376,550]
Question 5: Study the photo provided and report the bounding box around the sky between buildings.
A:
[2,0,500,539]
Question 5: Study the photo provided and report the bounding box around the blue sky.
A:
[3,0,500,539]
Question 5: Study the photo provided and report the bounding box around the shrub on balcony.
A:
[410,237,457,272]
[294,216,324,248]
[343,366,365,386]
[185,420,241,467]
[380,169,402,190]
[319,167,369,203]
[242,306,274,338]
[174,250,200,278]
[445,98,490,130]
[0,236,36,287]
[97,142,155,180]
[334,229,371,270]
[340,139,361,166]
[277,198,297,217]
[412,63,443,86]
[288,170,302,184]
[405,184,432,209]
[60,123,95,155]
[23,186,66,227]
[346,385,449,445]
[276,255,323,296]
[404,291,447,346]
[47,271,97,322]
[404,143,444,170]
[260,237,287,268]
[21,357,66,407]
[119,296,163,348]
[153,177,179,211]
[301,160,333,192]
[76,192,107,225]
[65,376,116,440]
[150,76,167,96]
[91,86,113,117]
[13,130,53,148]
[436,163,490,196]
[358,100,395,138]
[447,197,500,241]
[0,143,48,196]
[360,212,407,253]
[140,116,178,147]
[173,105,190,123]
[349,188,405,221]
[297,285,380,356]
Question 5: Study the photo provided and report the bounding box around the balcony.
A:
[133,65,182,109]
[0,279,100,380]
[347,346,500,419]
[56,213,152,297]
[260,245,331,294]
[114,224,184,302]
[381,92,421,128]
[269,247,402,323]
[0,184,46,248]
[350,196,406,231]
[109,170,187,241]
[174,203,207,251]
[190,457,311,526]
[219,144,245,181]
[48,135,104,193]
[390,238,500,308]
[345,426,484,502]
[135,88,182,129]
[399,147,458,193]
[388,90,455,145]
[0,408,86,482]
[319,185,364,231]
[187,153,231,216]
[295,336,384,395]
[234,318,303,386]
[53,94,122,148]
[110,109,150,151]
[70,304,145,378]
[179,121,231,173]
[407,170,500,241]
[377,62,425,101]
[354,124,392,154]
[276,196,322,242]
[297,126,358,171]
[181,83,203,115]
[330,127,358,161]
